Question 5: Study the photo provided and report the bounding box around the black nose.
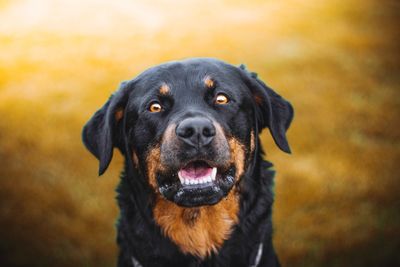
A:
[176,117,216,148]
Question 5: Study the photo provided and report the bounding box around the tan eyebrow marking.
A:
[204,76,215,89]
[159,83,170,95]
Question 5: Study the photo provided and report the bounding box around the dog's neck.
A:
[152,188,240,259]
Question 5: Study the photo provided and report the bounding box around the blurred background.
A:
[0,0,399,266]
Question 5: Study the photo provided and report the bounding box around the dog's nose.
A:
[176,117,216,148]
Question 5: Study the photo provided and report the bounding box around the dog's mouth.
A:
[157,160,236,207]
[178,161,217,186]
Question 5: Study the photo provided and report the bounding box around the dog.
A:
[82,58,293,267]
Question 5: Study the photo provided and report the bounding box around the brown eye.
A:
[215,94,229,105]
[149,102,162,113]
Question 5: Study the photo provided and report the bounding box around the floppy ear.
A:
[239,65,294,153]
[82,82,129,175]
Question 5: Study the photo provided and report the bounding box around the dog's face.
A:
[83,58,293,207]
[132,62,254,207]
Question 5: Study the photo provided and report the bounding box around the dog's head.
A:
[82,58,293,207]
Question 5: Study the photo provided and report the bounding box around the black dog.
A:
[82,58,293,267]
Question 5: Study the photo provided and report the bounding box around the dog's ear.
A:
[82,82,130,175]
[239,65,294,153]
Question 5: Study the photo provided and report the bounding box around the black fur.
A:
[82,58,293,267]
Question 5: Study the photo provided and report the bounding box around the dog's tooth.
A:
[178,172,184,184]
[185,179,190,185]
[206,176,212,183]
[211,167,217,181]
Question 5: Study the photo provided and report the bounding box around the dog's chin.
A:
[156,161,236,207]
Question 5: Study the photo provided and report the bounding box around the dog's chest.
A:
[152,191,239,259]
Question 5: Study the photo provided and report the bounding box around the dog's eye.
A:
[149,102,162,113]
[215,94,229,105]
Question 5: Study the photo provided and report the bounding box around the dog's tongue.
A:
[180,161,212,179]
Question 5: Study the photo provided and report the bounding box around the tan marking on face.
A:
[132,150,139,167]
[159,83,170,95]
[115,108,124,122]
[204,76,215,88]
[212,122,230,162]
[153,190,239,259]
[145,124,176,190]
[214,122,225,137]
[250,130,255,153]
[228,137,246,180]
[160,123,176,148]
[146,145,163,189]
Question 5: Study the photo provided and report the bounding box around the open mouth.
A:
[178,161,217,186]
[157,160,236,207]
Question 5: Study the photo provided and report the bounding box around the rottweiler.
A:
[82,58,293,267]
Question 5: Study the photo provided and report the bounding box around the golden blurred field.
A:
[0,0,399,266]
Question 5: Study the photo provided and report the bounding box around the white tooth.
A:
[185,179,190,185]
[178,172,184,184]
[211,167,217,181]
[207,176,212,183]
[190,180,195,185]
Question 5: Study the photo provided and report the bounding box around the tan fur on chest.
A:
[153,190,239,259]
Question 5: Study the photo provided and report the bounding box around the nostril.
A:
[203,126,215,137]
[183,128,194,138]
[177,125,194,138]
